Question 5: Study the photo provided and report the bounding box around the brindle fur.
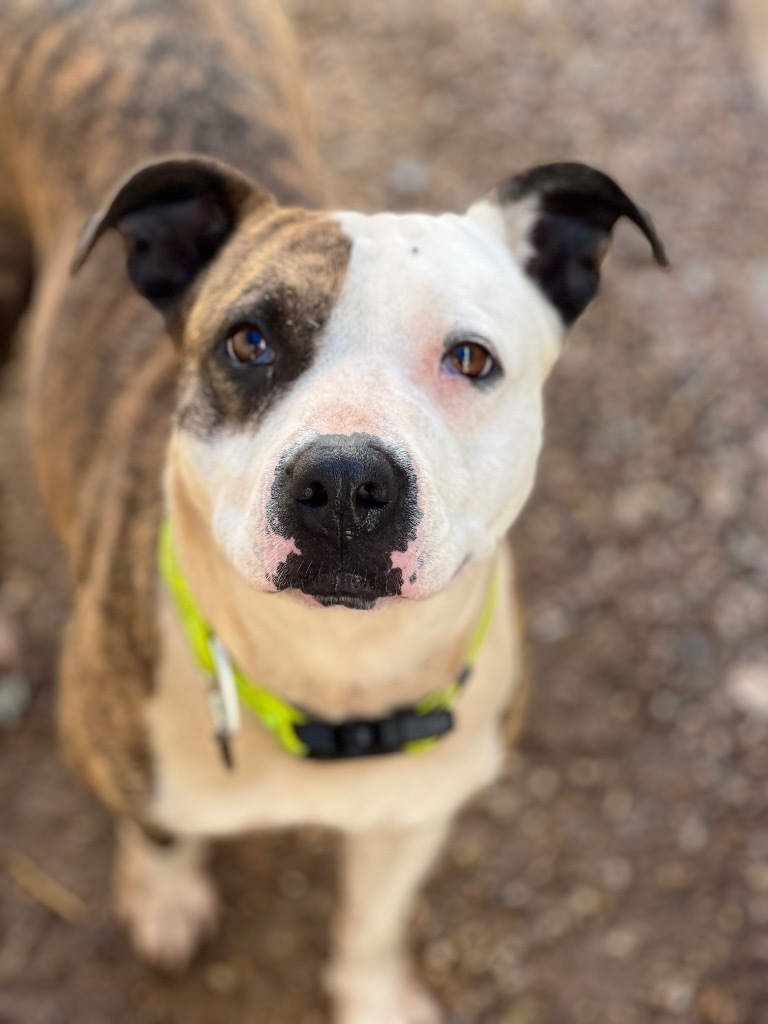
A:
[0,0,332,816]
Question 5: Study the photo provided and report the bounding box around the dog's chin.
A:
[310,593,379,611]
[277,570,399,611]
[299,571,388,611]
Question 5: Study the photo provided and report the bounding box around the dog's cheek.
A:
[390,478,473,598]
[475,396,545,539]
[409,389,544,590]
[170,427,275,589]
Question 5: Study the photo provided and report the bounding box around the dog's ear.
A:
[72,155,273,313]
[468,162,668,327]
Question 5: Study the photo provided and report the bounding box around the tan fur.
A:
[504,579,531,744]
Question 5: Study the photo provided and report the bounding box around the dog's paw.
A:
[115,864,219,971]
[113,824,219,971]
[334,977,443,1024]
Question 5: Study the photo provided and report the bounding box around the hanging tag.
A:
[216,731,234,770]
[208,637,242,770]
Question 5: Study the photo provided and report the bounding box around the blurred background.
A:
[1,0,768,1021]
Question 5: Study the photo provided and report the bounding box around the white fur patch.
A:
[174,205,563,600]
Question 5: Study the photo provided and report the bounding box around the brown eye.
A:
[225,326,275,366]
[444,341,496,380]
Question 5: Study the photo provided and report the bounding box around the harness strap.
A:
[159,521,499,764]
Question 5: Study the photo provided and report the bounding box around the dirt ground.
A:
[2,0,768,1021]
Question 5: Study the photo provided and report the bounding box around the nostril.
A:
[296,481,328,508]
[283,436,403,539]
[356,482,389,510]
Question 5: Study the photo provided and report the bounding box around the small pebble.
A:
[654,978,695,1015]
[749,261,768,326]
[485,785,521,821]
[697,984,742,1024]
[532,906,572,944]
[727,662,768,720]
[678,815,709,854]
[203,961,239,995]
[502,880,534,909]
[502,996,541,1024]
[603,788,634,824]
[609,692,641,723]
[649,690,680,723]
[0,673,32,728]
[527,767,560,801]
[568,885,603,917]
[602,927,642,960]
[600,856,635,891]
[715,902,745,935]
[529,605,573,643]
[748,896,768,927]
[389,156,431,197]
[654,862,689,892]
[744,862,768,893]
[567,757,601,787]
[0,614,20,668]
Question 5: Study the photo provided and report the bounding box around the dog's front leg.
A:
[112,819,219,971]
[328,818,450,1024]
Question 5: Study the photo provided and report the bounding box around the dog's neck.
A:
[165,466,499,721]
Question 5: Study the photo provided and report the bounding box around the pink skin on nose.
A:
[262,534,301,590]
[390,544,420,596]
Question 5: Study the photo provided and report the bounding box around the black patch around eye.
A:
[176,288,325,433]
[173,214,352,435]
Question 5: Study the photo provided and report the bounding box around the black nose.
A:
[288,436,399,540]
[269,433,421,606]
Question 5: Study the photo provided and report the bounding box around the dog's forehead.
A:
[334,208,510,288]
[337,208,484,245]
[326,208,562,367]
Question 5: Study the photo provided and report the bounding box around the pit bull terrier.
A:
[0,1,667,1020]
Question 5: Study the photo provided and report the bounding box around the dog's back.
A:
[0,0,324,234]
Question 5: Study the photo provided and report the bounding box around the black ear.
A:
[72,155,273,313]
[479,162,668,326]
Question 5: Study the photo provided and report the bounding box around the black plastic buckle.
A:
[295,708,454,760]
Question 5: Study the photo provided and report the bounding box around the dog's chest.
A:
[145,595,518,838]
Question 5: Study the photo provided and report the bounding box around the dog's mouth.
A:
[273,564,404,610]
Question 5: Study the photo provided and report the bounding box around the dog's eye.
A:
[443,341,495,380]
[225,326,275,366]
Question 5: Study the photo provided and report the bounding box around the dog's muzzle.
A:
[268,433,420,608]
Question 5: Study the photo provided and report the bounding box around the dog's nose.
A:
[287,437,400,539]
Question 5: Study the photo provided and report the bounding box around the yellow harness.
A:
[160,521,499,766]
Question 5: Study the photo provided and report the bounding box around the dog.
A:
[0,1,667,1020]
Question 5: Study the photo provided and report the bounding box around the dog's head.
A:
[74,157,667,610]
